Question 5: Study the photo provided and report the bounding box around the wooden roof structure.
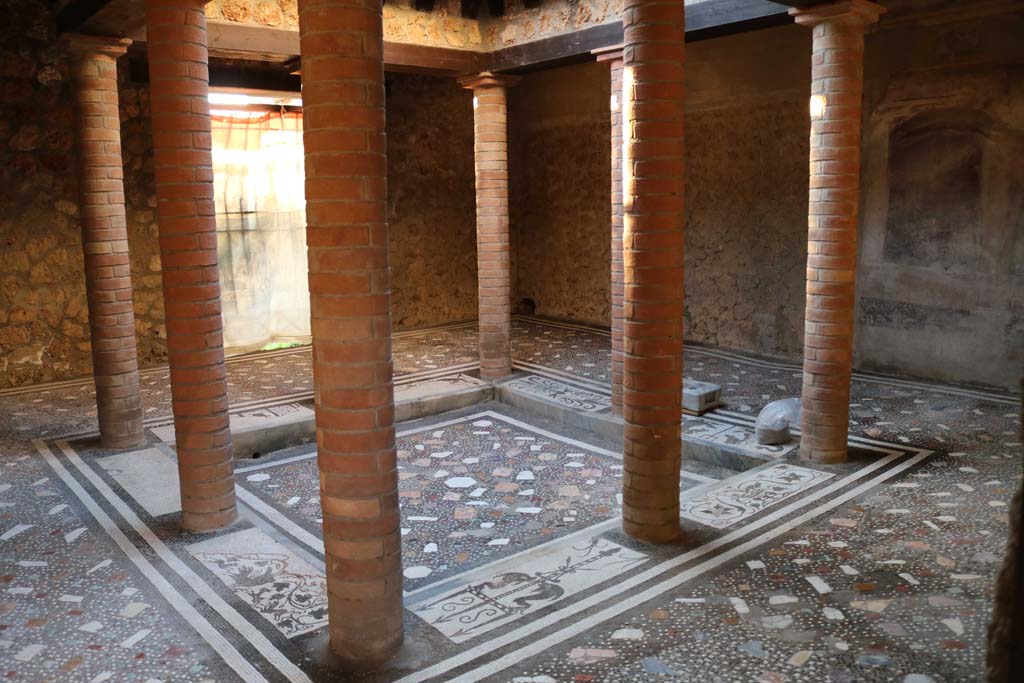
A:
[55,0,829,92]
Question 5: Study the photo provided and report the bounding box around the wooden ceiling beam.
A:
[686,0,793,41]
[382,42,489,76]
[489,0,793,73]
[60,0,796,79]
[204,22,487,77]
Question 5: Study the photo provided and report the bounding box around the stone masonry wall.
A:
[386,74,478,328]
[512,1,1022,389]
[206,0,625,52]
[0,0,165,388]
[206,0,485,50]
[683,25,811,357]
[4,1,1021,390]
[509,60,611,326]
[0,3,474,388]
[484,0,622,48]
[119,79,167,368]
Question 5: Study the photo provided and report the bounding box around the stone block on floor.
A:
[683,378,722,414]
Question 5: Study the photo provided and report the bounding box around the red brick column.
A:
[791,0,884,464]
[145,0,236,531]
[298,0,403,663]
[459,72,520,380]
[621,0,686,543]
[66,35,145,450]
[595,46,625,415]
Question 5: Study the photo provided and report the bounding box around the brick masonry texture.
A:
[463,73,518,380]
[792,0,884,464]
[298,0,404,662]
[146,0,237,530]
[620,0,686,544]
[67,35,145,449]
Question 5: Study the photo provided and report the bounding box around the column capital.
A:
[64,33,132,59]
[592,44,624,62]
[789,0,886,27]
[458,71,521,90]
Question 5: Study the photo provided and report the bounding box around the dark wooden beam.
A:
[487,0,506,17]
[383,42,488,76]
[489,0,793,73]
[64,0,796,81]
[686,0,793,40]
[127,55,303,92]
[489,22,623,73]
[207,22,300,56]
[460,0,479,19]
[57,0,114,34]
[205,21,487,76]
[209,64,301,92]
[413,0,436,10]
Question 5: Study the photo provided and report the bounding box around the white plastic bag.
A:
[755,398,801,445]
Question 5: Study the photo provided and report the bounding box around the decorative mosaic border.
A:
[33,409,930,683]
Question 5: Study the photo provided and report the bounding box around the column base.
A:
[798,443,849,464]
[99,430,146,450]
[480,366,512,381]
[328,632,404,670]
[181,507,238,534]
[623,519,683,544]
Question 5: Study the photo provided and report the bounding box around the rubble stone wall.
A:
[510,1,1023,390]
[206,0,485,50]
[509,61,611,327]
[206,0,626,52]
[0,3,478,388]
[0,0,165,388]
[386,74,478,328]
[484,0,622,48]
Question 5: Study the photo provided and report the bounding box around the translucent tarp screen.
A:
[211,110,310,352]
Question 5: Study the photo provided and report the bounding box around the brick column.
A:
[66,35,145,450]
[298,0,402,663]
[791,0,884,464]
[459,72,520,380]
[595,46,625,415]
[621,0,686,543]
[145,0,236,531]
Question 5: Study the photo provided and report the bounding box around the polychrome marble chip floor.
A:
[0,319,1019,683]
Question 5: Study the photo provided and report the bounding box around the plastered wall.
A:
[855,2,1024,388]
[507,1,1023,390]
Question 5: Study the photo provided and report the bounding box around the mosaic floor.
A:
[0,318,1019,683]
